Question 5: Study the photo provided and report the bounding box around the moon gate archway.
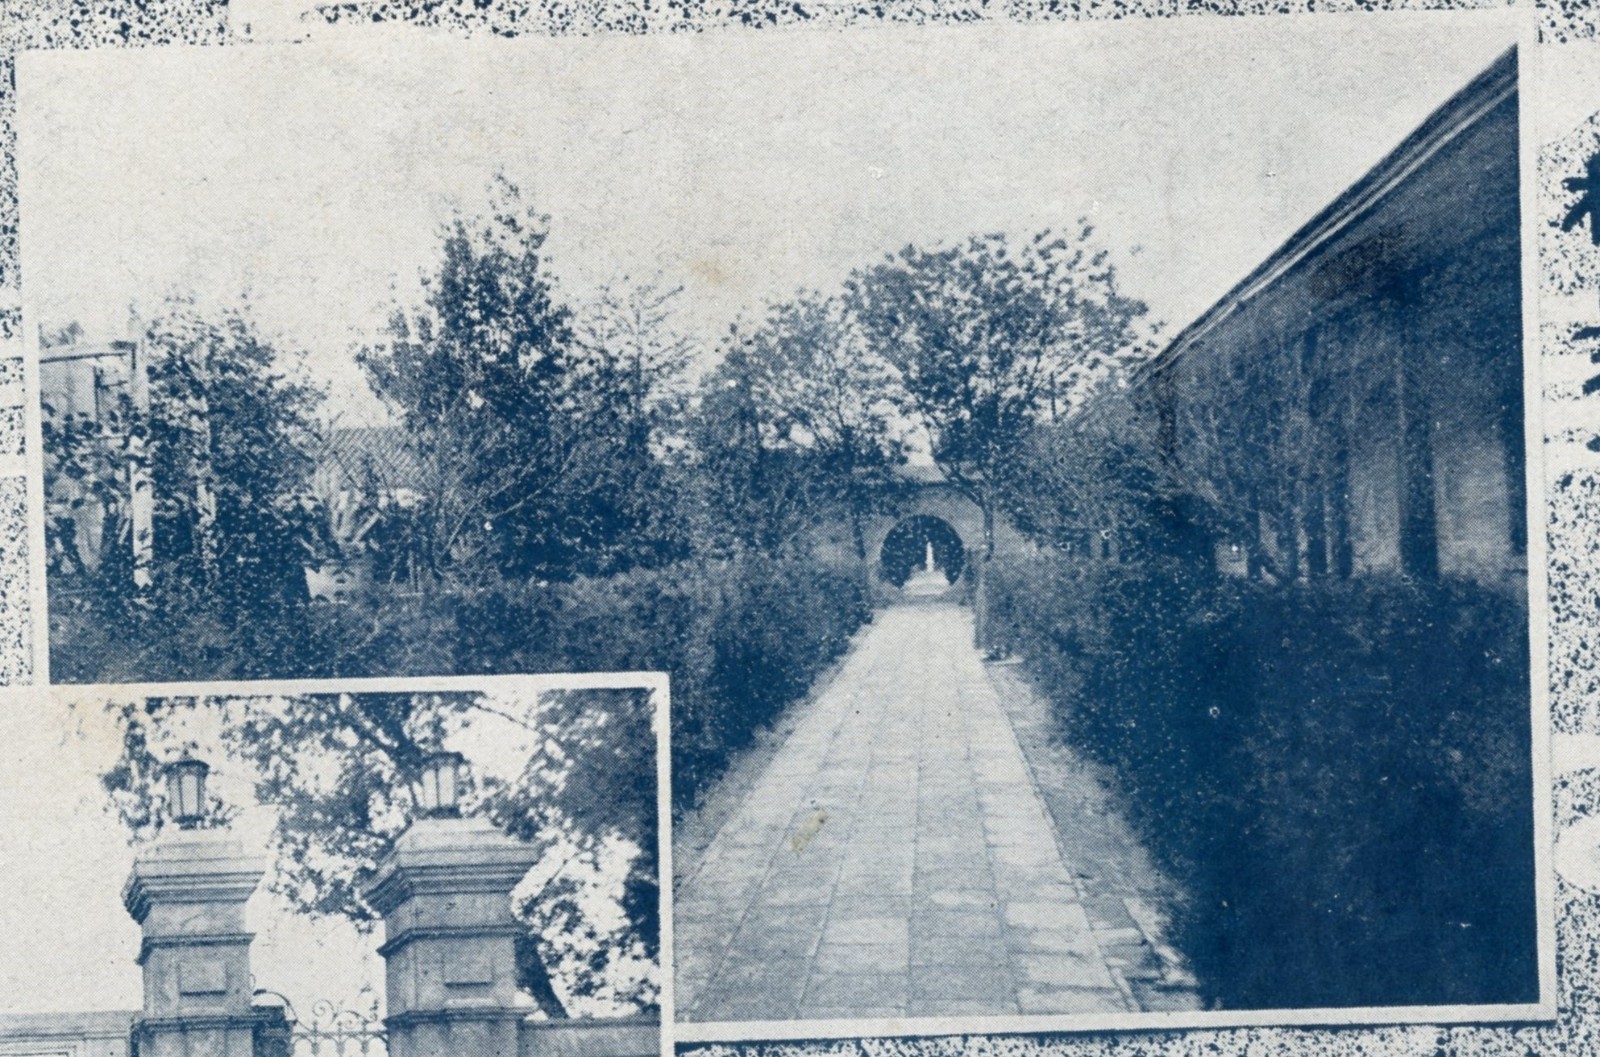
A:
[877,515,967,587]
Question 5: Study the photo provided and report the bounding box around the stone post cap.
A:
[123,829,267,923]
[363,816,541,917]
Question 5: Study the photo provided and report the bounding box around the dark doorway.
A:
[879,515,966,588]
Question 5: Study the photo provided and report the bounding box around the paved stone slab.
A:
[801,971,909,1013]
[675,603,1144,1023]
[813,942,908,974]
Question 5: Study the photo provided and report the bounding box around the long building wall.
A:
[0,1011,136,1057]
[1137,47,1523,589]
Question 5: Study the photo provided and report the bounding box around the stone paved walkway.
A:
[674,601,1182,1024]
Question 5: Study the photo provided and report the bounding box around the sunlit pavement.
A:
[674,602,1165,1023]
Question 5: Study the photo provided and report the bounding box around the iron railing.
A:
[254,993,386,1057]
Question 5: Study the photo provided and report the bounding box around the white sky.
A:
[16,13,1519,424]
[0,697,378,1015]
[0,686,648,1017]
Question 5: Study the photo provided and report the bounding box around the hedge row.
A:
[987,554,1537,1010]
[51,554,873,811]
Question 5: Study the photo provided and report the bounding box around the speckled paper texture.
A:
[0,359,24,410]
[306,0,1504,34]
[0,0,1595,1054]
[0,471,31,686]
[0,408,23,461]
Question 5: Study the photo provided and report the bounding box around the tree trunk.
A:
[974,554,990,653]
[128,334,154,590]
[516,935,571,1019]
[975,495,997,652]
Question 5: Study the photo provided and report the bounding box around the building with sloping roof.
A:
[309,425,427,501]
[1122,47,1523,588]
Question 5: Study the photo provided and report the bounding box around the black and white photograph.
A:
[0,676,666,1057]
[14,8,1548,1042]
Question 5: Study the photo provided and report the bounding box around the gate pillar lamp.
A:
[413,750,465,819]
[164,755,210,828]
[364,799,540,1057]
[124,753,269,1057]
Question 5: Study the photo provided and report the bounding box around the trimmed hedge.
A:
[51,554,872,812]
[447,556,872,810]
[988,554,1536,1010]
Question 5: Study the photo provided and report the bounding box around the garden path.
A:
[673,600,1196,1025]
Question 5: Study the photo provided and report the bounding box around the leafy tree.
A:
[91,688,660,1019]
[43,300,323,642]
[844,227,1154,560]
[1165,330,1326,581]
[139,304,323,602]
[574,279,696,451]
[42,368,137,580]
[736,294,907,558]
[1006,407,1154,552]
[1004,390,1220,573]
[562,279,699,572]
[360,182,691,583]
[681,324,842,558]
[358,179,585,584]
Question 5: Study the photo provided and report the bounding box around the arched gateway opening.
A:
[879,515,966,590]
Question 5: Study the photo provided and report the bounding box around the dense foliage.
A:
[45,303,324,656]
[702,297,907,558]
[448,554,872,809]
[845,227,1153,558]
[987,555,1536,1009]
[356,181,685,583]
[63,554,870,813]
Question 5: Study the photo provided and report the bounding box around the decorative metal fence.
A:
[254,994,386,1057]
[292,1002,386,1057]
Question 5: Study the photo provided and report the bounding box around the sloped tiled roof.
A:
[313,425,427,490]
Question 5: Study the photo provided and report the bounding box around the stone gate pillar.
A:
[362,817,540,1057]
[122,829,270,1057]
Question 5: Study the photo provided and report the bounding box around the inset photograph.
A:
[0,677,665,1057]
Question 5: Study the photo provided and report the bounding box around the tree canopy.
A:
[358,180,692,584]
[684,296,908,559]
[737,295,908,557]
[43,299,323,629]
[844,226,1154,556]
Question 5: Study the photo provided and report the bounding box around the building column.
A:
[362,817,540,1057]
[1393,281,1440,582]
[122,830,273,1057]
